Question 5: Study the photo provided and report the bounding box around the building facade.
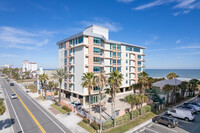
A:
[22,60,37,72]
[57,25,145,106]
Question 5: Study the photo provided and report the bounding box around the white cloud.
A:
[79,18,122,32]
[134,0,166,10]
[0,26,53,50]
[144,35,159,45]
[176,39,181,44]
[0,2,15,12]
[173,0,195,9]
[147,49,167,52]
[174,45,200,49]
[117,0,135,3]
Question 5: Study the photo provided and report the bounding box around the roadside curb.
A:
[125,119,152,133]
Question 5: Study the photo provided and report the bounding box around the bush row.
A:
[102,105,151,130]
[62,106,72,112]
[0,99,6,115]
[82,118,100,130]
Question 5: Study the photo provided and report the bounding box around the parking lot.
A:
[133,97,200,133]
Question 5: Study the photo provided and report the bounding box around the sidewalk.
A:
[0,83,14,133]
[14,81,88,133]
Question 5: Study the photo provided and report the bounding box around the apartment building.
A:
[22,60,37,72]
[57,25,145,106]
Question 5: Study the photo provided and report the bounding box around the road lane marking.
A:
[145,127,159,133]
[1,79,24,133]
[153,123,177,132]
[10,87,46,133]
[15,81,67,133]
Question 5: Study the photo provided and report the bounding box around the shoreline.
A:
[152,77,200,81]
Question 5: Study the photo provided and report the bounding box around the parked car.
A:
[74,102,82,109]
[10,83,14,86]
[177,105,196,114]
[70,101,75,106]
[190,102,200,107]
[186,104,200,112]
[107,97,112,103]
[167,108,195,121]
[153,116,178,128]
[11,93,17,99]
[34,81,37,85]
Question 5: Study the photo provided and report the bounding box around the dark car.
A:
[10,83,14,86]
[153,116,178,128]
[190,102,200,107]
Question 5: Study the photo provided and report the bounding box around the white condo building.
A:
[57,25,145,106]
[22,60,37,72]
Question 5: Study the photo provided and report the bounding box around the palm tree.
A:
[167,72,178,79]
[189,79,199,97]
[95,71,107,132]
[179,81,189,98]
[39,74,49,98]
[48,81,54,100]
[53,68,67,105]
[162,84,174,105]
[129,83,142,94]
[138,71,148,94]
[107,70,123,127]
[136,94,148,115]
[125,94,137,120]
[81,72,95,124]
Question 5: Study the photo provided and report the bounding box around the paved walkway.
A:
[16,82,88,133]
[0,84,14,133]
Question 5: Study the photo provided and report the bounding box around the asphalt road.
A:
[0,77,72,133]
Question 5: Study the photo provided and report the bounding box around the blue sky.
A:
[0,0,200,69]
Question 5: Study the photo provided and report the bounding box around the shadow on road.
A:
[0,118,15,130]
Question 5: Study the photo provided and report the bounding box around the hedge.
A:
[102,105,151,130]
[54,92,58,95]
[62,106,72,112]
[0,99,5,115]
[83,118,89,124]
[90,122,99,130]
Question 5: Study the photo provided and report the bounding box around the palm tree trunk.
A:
[51,87,53,101]
[44,82,46,99]
[89,89,91,124]
[58,82,61,106]
[131,105,133,120]
[113,95,116,127]
[99,89,102,132]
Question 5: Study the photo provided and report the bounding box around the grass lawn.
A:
[78,121,96,133]
[103,112,156,133]
[17,79,37,83]
[25,84,37,93]
[51,104,67,114]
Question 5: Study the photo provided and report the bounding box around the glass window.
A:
[64,51,67,57]
[138,67,141,72]
[126,53,128,57]
[113,44,116,49]
[113,52,116,57]
[117,60,121,65]
[69,40,72,45]
[93,37,101,44]
[117,45,121,50]
[129,61,131,65]
[126,60,128,64]
[126,73,128,77]
[113,60,116,64]
[126,80,128,84]
[73,39,76,45]
[138,61,142,65]
[93,67,101,72]
[117,67,121,72]
[78,36,83,43]
[138,55,142,59]
[117,52,121,58]
[110,67,113,72]
[110,44,112,49]
[113,67,116,71]
[110,52,113,57]
[134,47,140,53]
[126,66,128,70]
[110,59,112,65]
[93,86,100,91]
[64,59,67,65]
[94,57,101,63]
[126,46,132,51]
[93,48,101,54]
[129,74,131,78]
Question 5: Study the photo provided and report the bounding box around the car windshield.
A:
[12,94,16,96]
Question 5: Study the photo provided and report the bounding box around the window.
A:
[138,61,142,66]
[138,67,141,72]
[94,67,101,72]
[94,48,101,54]
[93,86,100,91]
[129,61,131,65]
[110,52,113,57]
[126,66,128,70]
[126,46,132,51]
[129,54,131,58]
[64,59,67,65]
[117,45,121,50]
[117,60,121,65]
[110,44,112,49]
[113,60,116,64]
[126,73,128,77]
[129,74,131,78]
[73,39,76,45]
[113,67,116,71]
[110,67,113,72]
[138,55,142,59]
[113,44,116,49]
[69,40,72,45]
[126,53,128,57]
[78,36,83,43]
[113,52,116,57]
[134,47,140,53]
[126,60,128,64]
[126,80,128,84]
[110,59,112,65]
[93,37,101,44]
[117,67,121,72]
[117,52,121,58]
[64,51,67,57]
[94,57,101,63]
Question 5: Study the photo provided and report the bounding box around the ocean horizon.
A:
[145,69,200,81]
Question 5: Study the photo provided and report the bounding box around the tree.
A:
[53,68,67,105]
[107,70,123,127]
[162,84,174,105]
[81,72,95,124]
[138,71,148,94]
[129,83,142,94]
[95,71,107,132]
[39,74,49,99]
[48,81,54,100]
[136,94,148,115]
[188,79,199,97]
[167,72,178,79]
[125,94,137,120]
[179,81,188,98]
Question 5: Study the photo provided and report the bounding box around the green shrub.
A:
[62,106,71,112]
[83,118,89,124]
[54,92,58,95]
[55,101,58,105]
[90,122,99,130]
[103,119,113,130]
[142,105,151,114]
[0,100,6,115]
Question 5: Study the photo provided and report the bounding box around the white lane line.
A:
[145,127,159,133]
[15,82,66,133]
[153,123,177,132]
[139,128,145,132]
[148,123,153,128]
[1,79,24,133]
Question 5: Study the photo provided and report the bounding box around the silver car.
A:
[11,93,17,99]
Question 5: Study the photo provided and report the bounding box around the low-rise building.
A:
[22,60,37,72]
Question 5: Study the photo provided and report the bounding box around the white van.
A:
[167,108,195,121]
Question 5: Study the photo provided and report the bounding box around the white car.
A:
[167,108,195,121]
[11,93,17,99]
[187,104,200,112]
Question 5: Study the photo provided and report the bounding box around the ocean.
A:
[145,69,200,81]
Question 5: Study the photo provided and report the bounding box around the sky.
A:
[0,0,200,69]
